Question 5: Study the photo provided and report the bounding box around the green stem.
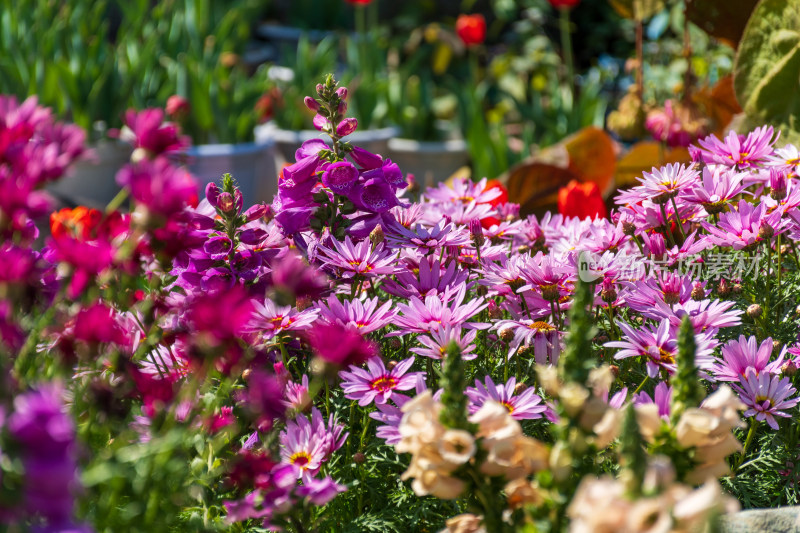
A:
[105,187,129,214]
[776,233,782,322]
[732,418,760,475]
[670,196,686,243]
[633,375,649,395]
[558,7,575,101]
[660,203,676,248]
[765,240,772,323]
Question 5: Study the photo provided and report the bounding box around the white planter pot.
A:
[47,140,131,208]
[254,121,399,164]
[387,137,469,188]
[185,140,278,204]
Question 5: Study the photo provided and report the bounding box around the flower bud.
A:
[469,218,485,247]
[475,285,488,296]
[717,278,730,297]
[609,365,620,378]
[316,83,325,96]
[205,182,220,206]
[338,100,347,115]
[304,96,320,112]
[600,279,616,304]
[487,300,502,319]
[217,192,235,213]
[782,360,798,377]
[746,304,763,319]
[336,87,348,100]
[244,203,268,222]
[770,168,788,200]
[732,283,743,294]
[387,338,402,350]
[406,173,419,194]
[386,360,398,370]
[542,284,560,302]
[517,345,531,358]
[353,452,366,464]
[336,117,358,137]
[513,382,528,395]
[369,225,384,247]
[166,94,190,119]
[622,221,637,236]
[517,245,530,254]
[758,222,774,240]
[499,328,514,343]
[691,282,705,301]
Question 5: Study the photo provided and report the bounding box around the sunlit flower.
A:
[466,376,547,420]
[732,369,798,430]
[339,356,423,406]
[279,408,347,481]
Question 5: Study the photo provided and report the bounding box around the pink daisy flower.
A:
[385,220,471,252]
[247,300,319,342]
[389,284,488,336]
[492,318,561,364]
[702,199,786,250]
[695,126,777,168]
[711,335,786,382]
[338,356,423,406]
[685,165,747,214]
[465,376,547,420]
[280,408,347,481]
[733,369,798,430]
[382,258,469,299]
[635,163,699,203]
[424,176,502,205]
[410,325,478,361]
[315,294,395,334]
[316,236,396,279]
[633,381,672,421]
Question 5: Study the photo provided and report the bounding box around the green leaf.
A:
[733,0,800,142]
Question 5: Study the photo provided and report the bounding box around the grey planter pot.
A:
[47,140,131,208]
[720,507,800,532]
[386,137,469,188]
[254,121,399,165]
[186,140,279,205]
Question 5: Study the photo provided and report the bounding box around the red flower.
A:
[456,14,486,46]
[558,180,606,220]
[479,179,508,229]
[548,0,581,8]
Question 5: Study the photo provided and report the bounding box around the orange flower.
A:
[557,180,606,220]
[455,14,486,46]
[50,207,103,240]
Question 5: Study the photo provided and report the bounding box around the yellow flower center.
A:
[528,321,555,332]
[371,376,397,392]
[290,451,312,468]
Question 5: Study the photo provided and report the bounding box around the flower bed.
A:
[0,76,799,532]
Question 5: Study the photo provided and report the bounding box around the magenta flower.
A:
[283,375,311,411]
[120,108,189,156]
[390,285,487,335]
[695,126,777,168]
[465,376,547,420]
[322,161,359,194]
[349,177,401,213]
[306,322,378,367]
[279,408,347,481]
[633,382,672,421]
[116,157,198,217]
[339,356,423,406]
[733,369,798,429]
[315,294,395,334]
[73,302,131,347]
[316,236,396,279]
[712,335,785,382]
[246,300,319,342]
[767,143,800,176]
[369,399,406,445]
[518,251,571,302]
[410,325,478,361]
[702,199,786,250]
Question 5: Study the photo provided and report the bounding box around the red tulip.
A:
[479,179,508,229]
[558,180,606,220]
[548,0,581,8]
[455,14,486,46]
